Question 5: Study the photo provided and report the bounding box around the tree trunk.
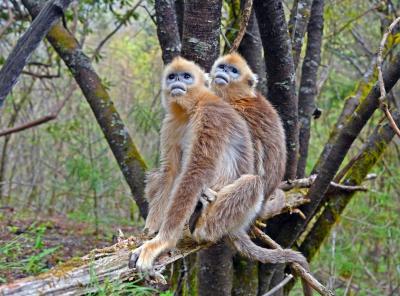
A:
[296,0,325,178]
[288,0,314,69]
[198,242,234,296]
[232,255,258,296]
[181,0,222,71]
[22,0,149,218]
[238,9,267,97]
[154,0,181,64]
[0,0,72,106]
[254,0,299,180]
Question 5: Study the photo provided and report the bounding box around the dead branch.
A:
[262,274,294,296]
[229,0,253,53]
[377,17,400,138]
[252,227,334,296]
[0,83,76,137]
[279,174,368,192]
[0,190,310,295]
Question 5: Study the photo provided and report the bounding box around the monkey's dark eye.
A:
[232,67,238,74]
[183,73,191,79]
[218,64,225,69]
[168,74,175,80]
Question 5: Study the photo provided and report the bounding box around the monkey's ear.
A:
[248,74,258,88]
[204,73,211,87]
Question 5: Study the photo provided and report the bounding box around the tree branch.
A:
[229,0,253,53]
[0,0,73,107]
[252,227,334,296]
[0,83,76,137]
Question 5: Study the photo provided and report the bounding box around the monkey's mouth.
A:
[214,74,229,85]
[170,86,186,96]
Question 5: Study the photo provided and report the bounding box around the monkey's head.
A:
[210,53,258,101]
[162,57,209,111]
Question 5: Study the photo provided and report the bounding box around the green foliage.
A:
[0,223,60,283]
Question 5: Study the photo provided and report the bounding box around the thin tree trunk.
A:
[0,0,72,106]
[154,0,181,64]
[296,0,325,178]
[274,49,400,249]
[299,112,400,263]
[238,9,267,97]
[254,0,299,180]
[22,0,149,218]
[288,0,314,69]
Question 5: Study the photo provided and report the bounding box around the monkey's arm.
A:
[130,106,229,272]
[144,168,176,235]
[191,174,264,243]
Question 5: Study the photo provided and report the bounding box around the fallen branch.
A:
[377,17,400,138]
[252,227,334,296]
[0,190,310,295]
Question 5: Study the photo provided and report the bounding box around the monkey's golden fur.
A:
[131,57,309,285]
[131,57,259,272]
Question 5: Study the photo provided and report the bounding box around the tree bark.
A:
[274,49,400,249]
[0,0,72,106]
[181,0,222,71]
[296,0,325,178]
[22,0,149,218]
[238,9,268,97]
[288,0,314,69]
[254,0,299,180]
[154,0,181,64]
[232,256,258,296]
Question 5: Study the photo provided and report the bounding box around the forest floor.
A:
[0,210,141,284]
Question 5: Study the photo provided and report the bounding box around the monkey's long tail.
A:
[229,231,313,296]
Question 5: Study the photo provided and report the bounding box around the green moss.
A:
[48,25,78,53]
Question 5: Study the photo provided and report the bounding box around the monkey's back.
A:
[232,93,286,198]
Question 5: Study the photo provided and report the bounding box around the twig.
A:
[0,0,15,38]
[0,83,76,137]
[91,0,143,60]
[280,175,368,192]
[229,0,253,53]
[252,227,334,296]
[377,17,400,138]
[262,274,294,296]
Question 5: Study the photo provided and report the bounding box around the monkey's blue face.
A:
[166,71,194,96]
[213,63,240,86]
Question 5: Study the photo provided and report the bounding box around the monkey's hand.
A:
[188,188,217,234]
[128,235,172,275]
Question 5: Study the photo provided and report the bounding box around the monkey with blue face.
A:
[130,56,309,285]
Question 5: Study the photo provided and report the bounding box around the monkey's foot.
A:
[129,246,166,284]
[189,188,217,234]
[201,187,217,204]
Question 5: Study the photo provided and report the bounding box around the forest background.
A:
[0,0,399,295]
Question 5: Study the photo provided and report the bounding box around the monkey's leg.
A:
[144,170,171,235]
[192,174,264,243]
